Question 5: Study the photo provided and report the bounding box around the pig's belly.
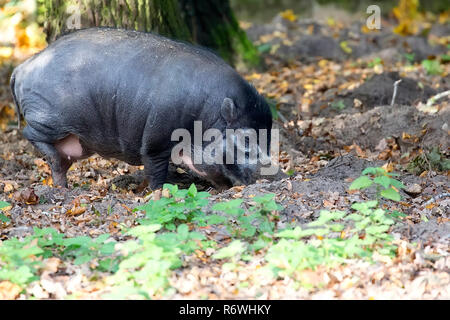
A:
[54,134,143,165]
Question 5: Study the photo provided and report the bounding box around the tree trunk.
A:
[179,0,259,66]
[38,0,191,42]
[37,0,258,66]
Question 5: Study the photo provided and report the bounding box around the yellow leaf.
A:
[318,59,329,68]
[3,183,14,193]
[67,206,86,216]
[402,132,412,140]
[327,17,336,27]
[247,73,262,80]
[0,281,22,300]
[43,177,53,186]
[176,167,186,174]
[280,9,298,22]
[419,170,429,177]
[382,162,394,173]
[425,203,436,209]
[0,47,13,59]
[340,41,352,54]
[392,0,421,36]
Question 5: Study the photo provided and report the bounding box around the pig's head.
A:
[178,92,274,190]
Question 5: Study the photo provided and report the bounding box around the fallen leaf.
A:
[0,281,22,300]
[13,188,39,205]
[67,206,86,216]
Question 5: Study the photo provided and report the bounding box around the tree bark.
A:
[38,0,191,42]
[179,0,259,66]
[37,0,258,66]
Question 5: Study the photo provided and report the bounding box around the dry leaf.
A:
[0,281,22,300]
[13,188,39,205]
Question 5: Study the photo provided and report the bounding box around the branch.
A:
[390,80,402,106]
[426,90,450,107]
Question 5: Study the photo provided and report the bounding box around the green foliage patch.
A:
[0,167,405,297]
[407,147,450,175]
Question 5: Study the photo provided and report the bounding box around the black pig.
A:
[10,28,272,189]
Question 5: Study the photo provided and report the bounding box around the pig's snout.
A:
[180,154,207,177]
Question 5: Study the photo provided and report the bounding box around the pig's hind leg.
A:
[23,126,73,188]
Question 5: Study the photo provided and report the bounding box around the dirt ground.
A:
[0,13,449,299]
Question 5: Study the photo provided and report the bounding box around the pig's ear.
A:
[221,98,237,124]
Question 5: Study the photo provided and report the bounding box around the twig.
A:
[391,80,402,106]
[277,110,289,125]
[424,193,450,206]
[426,90,450,107]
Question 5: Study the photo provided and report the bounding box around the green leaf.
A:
[422,59,443,75]
[187,184,197,197]
[373,176,391,189]
[380,188,401,202]
[362,167,385,175]
[0,214,10,223]
[345,213,364,221]
[351,200,378,213]
[349,176,373,190]
[330,224,344,232]
[0,201,11,210]
[388,178,406,190]
[212,240,246,259]
[177,224,189,240]
[257,43,272,54]
[212,199,244,215]
[330,100,346,111]
[366,225,390,235]
[391,210,407,219]
[250,238,270,252]
[308,210,346,227]
[74,254,93,265]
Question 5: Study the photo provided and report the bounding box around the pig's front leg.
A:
[142,151,170,190]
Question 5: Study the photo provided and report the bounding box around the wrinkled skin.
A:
[11,28,272,189]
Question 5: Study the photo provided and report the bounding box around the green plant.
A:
[257,43,272,54]
[136,184,222,230]
[0,236,43,286]
[266,99,279,120]
[262,168,401,281]
[421,59,443,75]
[264,205,397,279]
[0,226,120,288]
[404,52,416,64]
[367,57,383,68]
[155,224,206,255]
[105,224,183,299]
[330,100,347,111]
[61,234,117,268]
[212,194,280,240]
[407,147,450,175]
[0,201,11,223]
[213,240,246,260]
[349,167,405,201]
[441,54,450,63]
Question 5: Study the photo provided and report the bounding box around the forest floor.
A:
[0,13,449,299]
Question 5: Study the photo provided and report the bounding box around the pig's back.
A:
[13,28,239,153]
